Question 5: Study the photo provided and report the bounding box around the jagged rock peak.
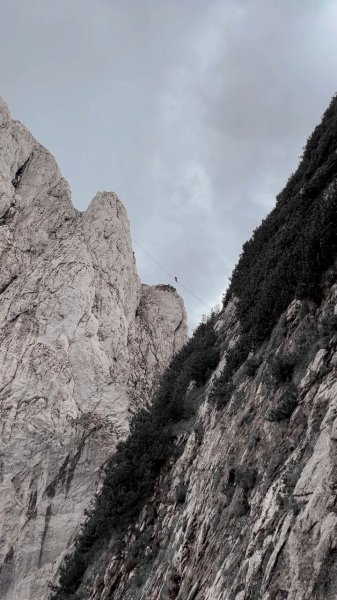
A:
[0,100,187,600]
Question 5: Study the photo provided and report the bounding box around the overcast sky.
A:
[1,0,337,329]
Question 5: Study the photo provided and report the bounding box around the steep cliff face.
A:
[55,95,337,600]
[89,291,337,600]
[0,98,187,600]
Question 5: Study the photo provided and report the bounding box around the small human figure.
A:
[174,276,178,283]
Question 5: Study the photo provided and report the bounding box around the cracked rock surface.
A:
[0,98,187,600]
[88,284,337,600]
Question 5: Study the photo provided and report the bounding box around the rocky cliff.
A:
[0,98,187,600]
[53,95,337,600]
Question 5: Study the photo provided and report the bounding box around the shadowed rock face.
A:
[0,98,187,600]
[86,285,337,600]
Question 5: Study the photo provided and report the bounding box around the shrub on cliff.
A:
[265,383,298,422]
[318,308,337,347]
[245,354,262,377]
[271,354,295,383]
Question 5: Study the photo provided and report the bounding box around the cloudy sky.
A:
[1,0,337,329]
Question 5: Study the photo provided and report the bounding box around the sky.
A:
[1,0,337,330]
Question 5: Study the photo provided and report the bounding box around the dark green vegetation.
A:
[211,94,337,407]
[270,354,296,384]
[51,312,220,599]
[245,355,262,378]
[319,308,337,347]
[229,94,337,346]
[265,383,298,422]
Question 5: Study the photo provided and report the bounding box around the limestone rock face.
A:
[0,99,187,600]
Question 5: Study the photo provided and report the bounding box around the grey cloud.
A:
[1,0,337,328]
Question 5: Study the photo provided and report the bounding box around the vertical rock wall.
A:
[0,99,187,600]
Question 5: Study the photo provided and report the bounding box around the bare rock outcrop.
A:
[0,98,187,600]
